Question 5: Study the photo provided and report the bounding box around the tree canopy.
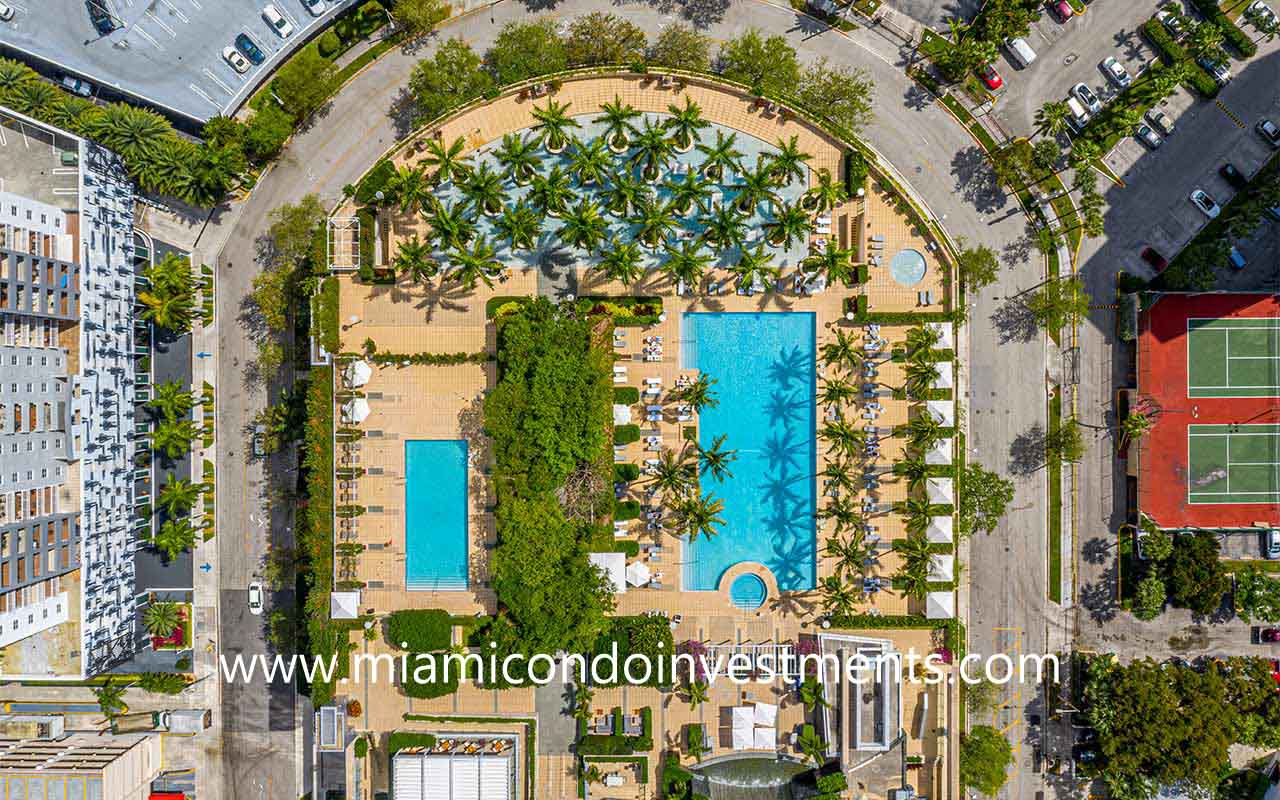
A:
[485,20,568,85]
[408,37,496,124]
[1163,529,1228,616]
[959,726,1014,796]
[956,463,1014,537]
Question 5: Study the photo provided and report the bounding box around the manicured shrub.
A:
[1186,0,1256,56]
[385,609,453,651]
[354,159,396,205]
[614,424,641,445]
[317,30,343,58]
[613,386,640,404]
[613,463,640,483]
[388,732,437,753]
[614,500,641,520]
[354,737,369,758]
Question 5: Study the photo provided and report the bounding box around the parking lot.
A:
[0,0,361,123]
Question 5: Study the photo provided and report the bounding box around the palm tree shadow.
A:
[768,345,813,391]
[765,390,806,425]
[412,281,475,322]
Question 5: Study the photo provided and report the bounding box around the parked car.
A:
[1102,56,1132,88]
[1073,82,1103,114]
[1065,96,1091,132]
[1248,0,1277,27]
[223,47,251,73]
[1052,0,1074,21]
[1262,628,1280,642]
[1258,118,1280,148]
[1136,528,1150,559]
[1005,37,1038,67]
[262,3,294,37]
[0,2,14,22]
[301,0,327,15]
[1072,745,1099,764]
[1228,246,1247,269]
[1190,189,1221,218]
[1157,6,1186,38]
[86,1,118,34]
[1147,108,1175,135]
[1267,528,1280,559]
[252,423,267,456]
[248,582,264,615]
[1141,247,1168,272]
[981,64,1003,90]
[1220,162,1248,190]
[1136,123,1162,149]
[60,76,93,97]
[1197,56,1231,86]
[236,33,266,64]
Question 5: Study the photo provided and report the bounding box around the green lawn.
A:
[1042,173,1082,259]
[1048,389,1063,603]
[940,94,999,152]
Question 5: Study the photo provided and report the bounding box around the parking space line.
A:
[186,0,202,8]
[157,0,190,24]
[188,84,221,109]
[132,26,165,51]
[146,10,177,37]
[203,69,234,96]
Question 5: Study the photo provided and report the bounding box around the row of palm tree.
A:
[149,380,198,461]
[139,252,197,334]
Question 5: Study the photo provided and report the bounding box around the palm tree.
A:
[593,237,644,286]
[686,729,710,762]
[665,171,715,216]
[699,203,746,252]
[145,251,195,295]
[820,330,863,373]
[661,239,712,288]
[143,602,182,637]
[634,197,681,248]
[459,162,506,216]
[0,59,34,99]
[696,130,745,181]
[696,434,737,481]
[14,81,59,118]
[494,202,542,251]
[730,243,779,290]
[733,161,780,214]
[1120,411,1153,447]
[424,197,476,251]
[685,680,710,710]
[907,412,945,450]
[765,202,813,249]
[394,235,438,282]
[673,374,719,413]
[420,135,470,184]
[823,532,875,580]
[139,291,195,332]
[158,474,199,517]
[803,241,857,287]
[819,461,856,495]
[149,381,194,421]
[606,170,652,218]
[631,117,675,181]
[903,359,941,398]
[767,135,813,188]
[905,324,942,356]
[531,99,580,153]
[819,417,866,461]
[557,198,609,252]
[94,680,128,720]
[448,236,502,290]
[901,496,933,537]
[818,575,859,618]
[799,675,829,712]
[647,448,695,498]
[1187,20,1225,61]
[155,517,196,561]
[528,164,574,218]
[387,165,430,214]
[802,168,848,214]
[572,685,594,721]
[569,136,612,186]
[1034,101,1072,137]
[87,104,170,163]
[895,455,929,492]
[796,724,828,767]
[819,495,864,536]
[494,133,542,185]
[152,419,196,459]
[675,492,726,543]
[665,94,709,151]
[598,95,641,150]
[893,532,934,600]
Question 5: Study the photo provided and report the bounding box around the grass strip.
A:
[1048,388,1063,603]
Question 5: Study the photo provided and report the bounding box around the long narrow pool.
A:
[404,439,470,591]
[681,312,817,593]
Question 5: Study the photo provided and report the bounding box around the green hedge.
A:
[355,160,396,206]
[315,277,340,354]
[1141,19,1220,97]
[613,463,640,482]
[614,499,641,520]
[613,386,640,404]
[845,149,870,194]
[485,296,531,317]
[1187,0,1257,57]
[386,609,453,652]
[614,424,641,445]
[577,296,664,326]
[368,350,491,365]
[388,732,438,754]
[317,30,343,58]
[400,653,462,698]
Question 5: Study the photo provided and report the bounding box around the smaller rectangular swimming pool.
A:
[404,440,470,591]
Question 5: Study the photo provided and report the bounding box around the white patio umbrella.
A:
[612,404,633,425]
[753,701,778,728]
[929,553,954,582]
[754,727,777,750]
[343,398,371,423]
[625,560,651,587]
[345,360,372,388]
[931,361,953,390]
[731,706,754,750]
[926,477,954,505]
[926,591,955,619]
[926,399,954,426]
[927,322,953,349]
[926,437,953,465]
[926,516,954,544]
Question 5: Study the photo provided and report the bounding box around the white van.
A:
[1005,37,1038,68]
[1065,97,1090,133]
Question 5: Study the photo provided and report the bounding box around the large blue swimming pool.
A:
[405,440,469,591]
[681,312,817,592]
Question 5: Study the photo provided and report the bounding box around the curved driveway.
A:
[204,3,1052,798]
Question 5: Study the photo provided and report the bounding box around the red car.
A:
[981,64,1003,90]
[1052,0,1074,21]
[1140,247,1168,272]
[1263,628,1280,642]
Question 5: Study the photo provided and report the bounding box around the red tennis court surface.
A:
[1136,293,1280,529]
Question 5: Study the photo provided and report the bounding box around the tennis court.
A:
[1187,424,1280,504]
[1187,318,1280,398]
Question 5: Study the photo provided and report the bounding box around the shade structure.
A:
[929,553,954,582]
[926,516,954,544]
[927,322,954,349]
[926,437,953,465]
[931,361,953,390]
[343,398,371,423]
[754,727,777,750]
[393,751,512,800]
[926,591,955,619]
[753,702,778,728]
[612,403,633,425]
[731,706,754,750]
[625,560,652,587]
[345,360,372,388]
[926,477,954,505]
[330,591,361,619]
[926,399,954,426]
[588,552,626,594]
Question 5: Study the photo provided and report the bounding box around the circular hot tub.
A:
[889,248,928,286]
[730,573,768,609]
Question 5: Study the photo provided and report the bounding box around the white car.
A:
[0,2,14,22]
[1073,82,1102,114]
[223,46,251,73]
[248,582,264,615]
[1101,57,1131,89]
[301,0,327,16]
[1248,0,1277,27]
[262,4,294,37]
[1190,189,1221,219]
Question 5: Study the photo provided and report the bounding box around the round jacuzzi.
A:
[730,573,768,609]
[889,248,928,286]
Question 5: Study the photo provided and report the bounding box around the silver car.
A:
[1190,189,1221,219]
[1147,108,1174,135]
[1136,124,1162,149]
[1101,57,1131,89]
[1073,82,1102,114]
